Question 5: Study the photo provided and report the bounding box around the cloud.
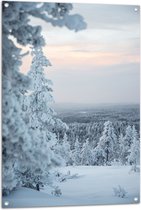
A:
[73,4,140,30]
[21,3,140,104]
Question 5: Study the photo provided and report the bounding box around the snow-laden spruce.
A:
[73,138,82,166]
[21,47,65,190]
[2,1,86,195]
[128,126,140,171]
[54,133,72,166]
[61,133,72,166]
[95,121,117,165]
[120,125,133,165]
[81,139,93,165]
[93,146,105,166]
[2,39,32,195]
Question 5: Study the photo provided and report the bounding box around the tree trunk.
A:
[36,183,40,191]
[106,149,109,164]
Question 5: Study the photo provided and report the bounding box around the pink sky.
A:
[21,3,140,104]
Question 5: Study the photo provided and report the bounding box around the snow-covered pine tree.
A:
[93,146,105,166]
[120,125,133,165]
[2,31,33,196]
[61,133,72,166]
[53,118,69,144]
[22,47,64,189]
[98,121,117,165]
[73,137,82,165]
[2,75,35,195]
[128,126,140,171]
[2,1,86,194]
[119,133,126,165]
[53,132,72,166]
[124,125,133,147]
[27,47,53,129]
[81,139,93,165]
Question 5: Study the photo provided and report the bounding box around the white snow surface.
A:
[3,166,140,208]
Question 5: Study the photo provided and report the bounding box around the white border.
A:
[1,0,141,6]
[0,0,140,210]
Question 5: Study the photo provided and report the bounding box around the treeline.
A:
[58,106,139,130]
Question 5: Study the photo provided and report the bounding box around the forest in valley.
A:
[53,104,140,167]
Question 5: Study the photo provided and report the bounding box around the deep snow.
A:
[2,166,140,208]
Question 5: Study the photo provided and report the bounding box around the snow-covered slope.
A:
[2,166,140,208]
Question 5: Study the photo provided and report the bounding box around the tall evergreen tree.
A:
[124,125,133,147]
[2,1,86,194]
[61,133,72,166]
[120,125,133,164]
[119,133,126,165]
[2,37,32,195]
[81,139,93,165]
[93,146,105,166]
[22,47,63,189]
[128,126,140,170]
[98,121,117,165]
[73,138,82,165]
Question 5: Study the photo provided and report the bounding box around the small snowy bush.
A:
[51,186,62,197]
[54,170,79,183]
[113,185,127,198]
[129,165,140,173]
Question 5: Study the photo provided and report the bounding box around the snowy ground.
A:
[3,166,140,208]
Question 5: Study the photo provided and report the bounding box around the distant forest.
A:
[53,104,140,167]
